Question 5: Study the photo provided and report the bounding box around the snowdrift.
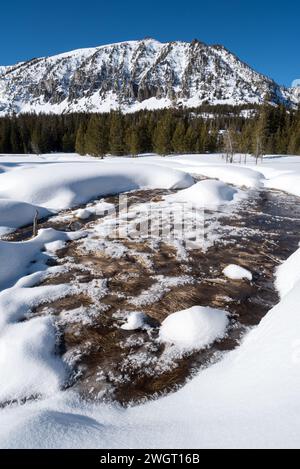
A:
[166,179,242,209]
[0,228,82,291]
[159,305,228,351]
[0,161,193,211]
[0,199,51,235]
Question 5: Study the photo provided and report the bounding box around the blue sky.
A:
[1,0,299,87]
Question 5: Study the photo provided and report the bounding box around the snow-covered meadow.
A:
[1,152,300,448]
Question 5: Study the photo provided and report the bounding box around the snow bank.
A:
[275,247,300,298]
[158,153,300,198]
[0,270,75,404]
[264,174,300,198]
[166,179,241,209]
[193,165,264,189]
[223,264,252,281]
[0,199,51,235]
[0,228,82,291]
[0,161,193,211]
[137,154,267,191]
[150,155,264,188]
[0,316,66,403]
[159,306,229,352]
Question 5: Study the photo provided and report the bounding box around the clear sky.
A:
[1,0,299,87]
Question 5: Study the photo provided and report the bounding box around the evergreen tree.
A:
[0,104,299,157]
[62,132,75,152]
[109,111,124,155]
[85,115,108,158]
[204,128,218,153]
[125,126,141,156]
[10,123,23,153]
[30,126,42,154]
[172,121,186,153]
[154,111,174,155]
[75,122,86,155]
[0,119,11,153]
[184,124,198,153]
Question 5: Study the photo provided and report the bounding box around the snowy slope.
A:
[0,39,298,115]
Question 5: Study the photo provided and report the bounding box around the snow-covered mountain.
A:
[0,39,298,115]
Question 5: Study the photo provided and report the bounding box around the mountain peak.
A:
[0,39,298,116]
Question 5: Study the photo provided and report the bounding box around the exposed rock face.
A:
[0,39,298,115]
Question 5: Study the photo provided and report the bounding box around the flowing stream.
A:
[2,181,300,405]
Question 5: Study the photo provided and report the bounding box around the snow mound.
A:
[275,247,300,298]
[121,311,149,330]
[0,316,66,403]
[0,228,82,291]
[0,199,51,235]
[75,208,92,220]
[190,165,264,189]
[0,162,193,211]
[166,179,241,209]
[264,174,300,198]
[159,305,229,351]
[223,264,252,281]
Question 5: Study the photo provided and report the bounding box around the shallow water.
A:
[2,182,300,405]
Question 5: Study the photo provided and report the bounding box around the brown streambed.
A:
[2,184,300,405]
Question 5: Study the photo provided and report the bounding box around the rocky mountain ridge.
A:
[0,39,298,115]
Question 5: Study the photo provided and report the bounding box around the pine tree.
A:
[205,128,218,153]
[125,126,141,157]
[196,124,208,153]
[172,121,186,154]
[109,111,124,155]
[288,122,300,155]
[0,119,11,153]
[254,105,277,154]
[30,126,42,154]
[154,111,174,155]
[85,115,108,158]
[62,132,75,152]
[0,104,300,157]
[10,123,23,153]
[184,124,198,153]
[75,122,86,155]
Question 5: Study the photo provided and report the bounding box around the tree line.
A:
[0,104,300,156]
